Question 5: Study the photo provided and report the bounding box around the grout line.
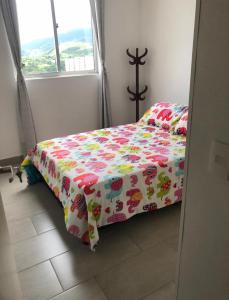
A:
[5,177,180,282]
[9,233,38,245]
[49,237,142,291]
[49,259,64,292]
[91,233,179,295]
[93,248,142,282]
[48,277,96,299]
[35,226,58,236]
[17,249,70,274]
[94,276,111,300]
[136,231,179,252]
[4,205,63,230]
[11,227,58,246]
[126,234,142,252]
[14,224,144,276]
[35,235,143,297]
[5,209,47,222]
[8,213,65,246]
[30,215,58,236]
[9,224,68,246]
[139,280,174,300]
[7,220,38,245]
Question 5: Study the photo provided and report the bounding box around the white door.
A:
[176,1,229,299]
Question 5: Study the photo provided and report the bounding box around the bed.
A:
[22,102,188,250]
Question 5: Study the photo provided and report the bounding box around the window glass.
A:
[54,0,94,72]
[16,0,95,76]
[17,0,57,75]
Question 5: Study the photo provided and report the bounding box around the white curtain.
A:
[0,0,37,153]
[90,0,112,128]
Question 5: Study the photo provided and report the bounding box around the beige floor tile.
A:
[0,174,181,300]
[3,185,46,221]
[0,172,11,187]
[8,217,37,243]
[19,261,62,300]
[142,282,176,300]
[0,172,27,195]
[13,228,80,272]
[3,182,62,221]
[123,204,181,250]
[51,279,107,300]
[32,209,64,234]
[51,229,140,290]
[0,192,24,300]
[96,237,177,300]
[1,173,27,203]
[4,196,44,222]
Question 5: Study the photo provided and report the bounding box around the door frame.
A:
[175,0,202,298]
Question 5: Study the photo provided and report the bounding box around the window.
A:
[16,0,96,76]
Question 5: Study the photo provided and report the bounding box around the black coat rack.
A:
[127,48,148,122]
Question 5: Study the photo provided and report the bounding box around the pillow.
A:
[174,110,189,135]
[140,102,188,131]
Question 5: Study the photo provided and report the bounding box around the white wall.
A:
[105,0,141,125]
[140,0,196,110]
[177,1,229,299]
[0,11,22,159]
[26,75,99,142]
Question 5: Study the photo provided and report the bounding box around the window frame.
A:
[19,0,98,78]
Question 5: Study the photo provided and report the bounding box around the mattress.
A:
[23,123,186,250]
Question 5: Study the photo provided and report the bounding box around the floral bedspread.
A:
[23,123,186,250]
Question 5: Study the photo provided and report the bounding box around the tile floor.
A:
[0,173,180,300]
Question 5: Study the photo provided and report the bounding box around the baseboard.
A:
[0,155,24,168]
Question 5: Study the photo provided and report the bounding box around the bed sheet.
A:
[23,123,186,250]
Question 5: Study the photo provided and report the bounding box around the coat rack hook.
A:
[127,86,137,101]
[140,85,148,97]
[126,49,136,65]
[139,48,148,59]
[127,48,148,121]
